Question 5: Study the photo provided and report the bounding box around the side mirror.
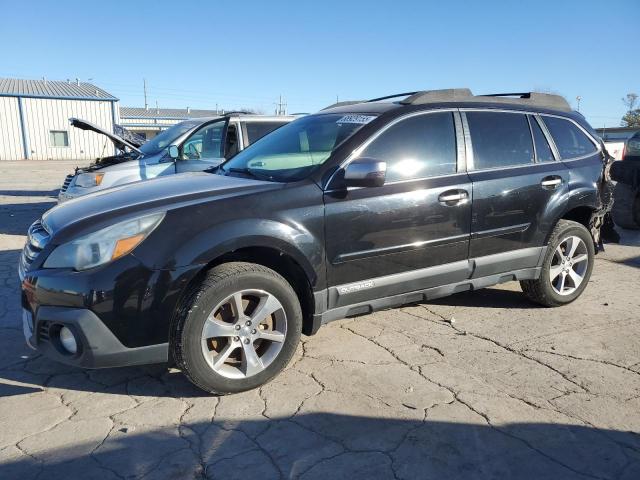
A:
[344,158,387,188]
[167,145,179,160]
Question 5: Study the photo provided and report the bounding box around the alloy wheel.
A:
[200,289,287,379]
[549,236,589,296]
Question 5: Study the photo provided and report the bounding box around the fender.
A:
[169,218,324,289]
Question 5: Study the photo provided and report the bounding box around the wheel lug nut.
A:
[243,338,250,344]
[233,336,239,341]
[235,325,241,330]
[252,329,257,334]
[245,320,251,326]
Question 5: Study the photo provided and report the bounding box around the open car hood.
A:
[70,118,144,155]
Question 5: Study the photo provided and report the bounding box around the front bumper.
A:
[23,305,168,368]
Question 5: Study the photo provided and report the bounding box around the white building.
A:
[119,107,220,140]
[0,78,119,160]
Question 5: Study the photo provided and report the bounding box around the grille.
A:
[18,219,51,280]
[38,321,51,344]
[60,174,74,193]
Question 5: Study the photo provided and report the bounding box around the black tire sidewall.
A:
[541,223,595,305]
[180,268,302,394]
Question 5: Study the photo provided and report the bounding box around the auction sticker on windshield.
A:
[336,115,376,124]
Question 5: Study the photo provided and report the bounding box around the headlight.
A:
[75,172,104,188]
[44,213,165,271]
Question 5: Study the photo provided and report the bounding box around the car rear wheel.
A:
[172,262,302,394]
[520,220,595,307]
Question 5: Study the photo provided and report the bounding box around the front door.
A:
[176,119,228,172]
[463,110,569,275]
[324,110,472,308]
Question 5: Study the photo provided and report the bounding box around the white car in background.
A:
[598,128,639,160]
[58,113,294,202]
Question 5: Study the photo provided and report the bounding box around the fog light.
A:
[59,327,78,354]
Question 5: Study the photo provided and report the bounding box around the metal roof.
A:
[0,78,117,100]
[120,107,221,119]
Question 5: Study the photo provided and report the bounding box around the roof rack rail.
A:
[221,110,254,116]
[400,88,473,105]
[479,92,571,112]
[321,89,572,112]
[320,100,364,111]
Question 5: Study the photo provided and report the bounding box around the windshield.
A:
[138,120,203,156]
[221,113,377,181]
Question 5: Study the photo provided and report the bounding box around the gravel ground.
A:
[1,160,639,479]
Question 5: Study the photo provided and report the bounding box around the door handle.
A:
[541,176,562,189]
[438,189,469,206]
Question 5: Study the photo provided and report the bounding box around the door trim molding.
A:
[333,233,469,264]
[471,222,530,240]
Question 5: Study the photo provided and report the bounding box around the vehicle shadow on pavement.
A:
[0,189,59,197]
[428,287,542,310]
[0,413,637,479]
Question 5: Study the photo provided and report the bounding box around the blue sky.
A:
[0,0,637,126]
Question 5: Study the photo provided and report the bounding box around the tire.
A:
[520,220,595,307]
[172,262,302,394]
[611,182,640,230]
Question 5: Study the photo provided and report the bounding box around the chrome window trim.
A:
[324,171,470,194]
[458,107,601,154]
[460,112,474,171]
[532,114,561,162]
[453,111,466,172]
[325,108,460,190]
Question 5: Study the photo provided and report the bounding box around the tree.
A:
[622,93,638,111]
[622,110,640,127]
[621,93,640,127]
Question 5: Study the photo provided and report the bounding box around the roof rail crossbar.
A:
[479,92,572,112]
[483,92,531,98]
[367,92,418,103]
[400,88,474,105]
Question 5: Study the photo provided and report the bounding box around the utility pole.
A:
[143,79,148,110]
[275,95,287,115]
[576,95,582,112]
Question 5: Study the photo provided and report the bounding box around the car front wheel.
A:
[172,262,302,394]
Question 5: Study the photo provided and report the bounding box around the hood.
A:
[70,118,144,155]
[42,172,281,240]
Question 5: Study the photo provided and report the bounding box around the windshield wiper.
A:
[225,167,271,180]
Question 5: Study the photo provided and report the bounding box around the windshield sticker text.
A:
[336,115,376,125]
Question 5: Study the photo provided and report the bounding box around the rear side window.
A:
[466,112,533,169]
[245,122,287,145]
[529,116,555,162]
[360,111,457,182]
[543,116,597,159]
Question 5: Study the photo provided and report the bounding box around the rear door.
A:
[324,110,473,308]
[463,110,569,275]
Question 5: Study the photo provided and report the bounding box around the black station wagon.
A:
[20,89,610,393]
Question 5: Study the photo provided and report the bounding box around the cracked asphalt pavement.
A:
[1,160,640,479]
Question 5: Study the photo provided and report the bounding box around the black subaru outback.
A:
[20,89,609,394]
